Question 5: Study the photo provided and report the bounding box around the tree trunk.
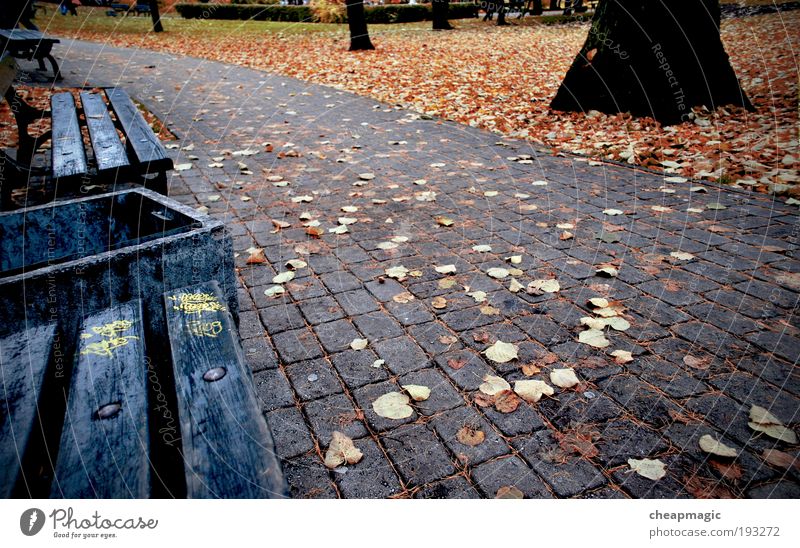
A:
[532,0,543,15]
[346,0,374,51]
[149,0,164,33]
[550,0,753,125]
[432,0,453,30]
[549,0,559,9]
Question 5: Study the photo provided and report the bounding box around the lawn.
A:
[27,6,800,195]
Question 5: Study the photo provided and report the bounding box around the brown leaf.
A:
[683,355,710,370]
[521,363,541,376]
[473,393,496,407]
[456,426,485,447]
[447,358,467,370]
[494,390,521,414]
[495,486,524,499]
[439,335,458,345]
[472,331,491,344]
[762,449,799,470]
[245,248,267,264]
[305,226,324,238]
[684,475,735,499]
[710,461,743,482]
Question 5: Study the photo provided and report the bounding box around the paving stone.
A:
[434,349,495,391]
[409,322,464,356]
[265,406,315,459]
[330,348,391,389]
[352,380,418,432]
[672,321,752,359]
[320,271,363,293]
[385,300,436,326]
[240,336,279,372]
[284,358,344,402]
[259,303,306,334]
[472,456,553,498]
[313,319,361,353]
[413,476,480,499]
[335,289,381,316]
[481,399,548,437]
[627,356,709,398]
[381,424,456,487]
[707,371,800,417]
[303,393,369,443]
[611,455,692,499]
[430,406,511,467]
[733,354,800,397]
[272,328,325,364]
[353,312,405,342]
[364,278,408,302]
[745,329,800,363]
[513,430,606,497]
[685,393,770,449]
[333,436,403,498]
[747,481,800,498]
[281,454,338,499]
[597,375,679,428]
[595,419,670,467]
[373,336,431,375]
[253,368,295,412]
[638,280,705,306]
[538,391,624,430]
[298,296,346,325]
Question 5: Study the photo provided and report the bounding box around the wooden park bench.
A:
[0,281,286,498]
[0,28,61,81]
[1,54,174,209]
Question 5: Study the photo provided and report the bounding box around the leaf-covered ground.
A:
[20,9,800,195]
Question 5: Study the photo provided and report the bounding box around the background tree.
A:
[149,1,164,33]
[345,0,374,50]
[550,0,753,125]
[432,0,453,30]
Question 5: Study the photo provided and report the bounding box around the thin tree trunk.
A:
[550,0,753,125]
[497,1,508,25]
[149,0,164,33]
[346,0,374,51]
[532,0,543,15]
[432,0,454,30]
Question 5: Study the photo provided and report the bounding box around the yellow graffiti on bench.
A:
[168,292,226,315]
[186,320,224,338]
[80,319,140,358]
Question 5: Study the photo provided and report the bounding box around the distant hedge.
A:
[174,3,479,23]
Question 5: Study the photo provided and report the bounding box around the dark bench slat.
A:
[0,324,56,498]
[51,301,150,498]
[105,88,173,174]
[80,92,130,174]
[165,282,285,498]
[51,92,88,179]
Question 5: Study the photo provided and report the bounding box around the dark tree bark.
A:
[432,0,453,30]
[532,0,543,15]
[497,1,508,25]
[550,0,753,125]
[549,0,559,9]
[149,1,164,33]
[346,0,374,51]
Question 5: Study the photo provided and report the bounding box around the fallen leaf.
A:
[514,380,554,403]
[487,267,510,279]
[762,449,799,470]
[495,486,524,499]
[447,358,467,370]
[435,216,454,227]
[263,286,285,298]
[457,426,485,447]
[324,431,363,469]
[402,384,431,402]
[479,374,512,396]
[527,279,560,294]
[699,434,738,458]
[628,458,667,481]
[432,296,448,309]
[246,248,267,264]
[578,329,610,348]
[372,392,413,419]
[603,208,624,216]
[350,338,368,350]
[494,390,521,413]
[286,259,307,270]
[596,265,619,277]
[472,244,492,252]
[611,350,634,364]
[385,266,410,280]
[272,271,295,284]
[467,291,487,303]
[484,341,519,364]
[550,368,580,389]
[670,251,695,261]
[392,292,415,304]
[683,355,710,370]
[509,278,524,293]
[435,264,457,275]
[748,405,798,443]
[506,255,522,264]
[359,172,375,180]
